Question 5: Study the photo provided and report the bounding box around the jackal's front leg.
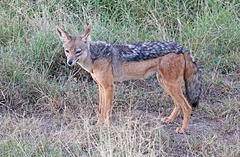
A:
[103,85,115,126]
[94,85,104,128]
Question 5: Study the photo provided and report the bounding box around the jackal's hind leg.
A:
[161,80,191,133]
[157,53,192,133]
[157,72,181,123]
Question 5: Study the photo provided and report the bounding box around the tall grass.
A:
[0,0,239,156]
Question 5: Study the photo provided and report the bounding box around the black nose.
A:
[68,60,73,66]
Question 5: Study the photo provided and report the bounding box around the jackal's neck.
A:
[89,41,113,62]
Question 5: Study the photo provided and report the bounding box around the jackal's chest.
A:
[77,62,93,74]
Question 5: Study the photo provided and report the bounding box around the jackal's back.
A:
[89,41,185,62]
[118,41,184,62]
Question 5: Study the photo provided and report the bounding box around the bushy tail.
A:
[183,52,202,107]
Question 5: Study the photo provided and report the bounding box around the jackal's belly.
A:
[113,57,160,82]
[114,68,157,82]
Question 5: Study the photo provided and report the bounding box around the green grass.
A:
[0,0,240,156]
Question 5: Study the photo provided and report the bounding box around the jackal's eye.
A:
[75,50,82,56]
[65,50,69,53]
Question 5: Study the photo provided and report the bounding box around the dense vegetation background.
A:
[0,0,239,156]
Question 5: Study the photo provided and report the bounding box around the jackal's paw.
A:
[161,117,172,123]
[175,127,186,133]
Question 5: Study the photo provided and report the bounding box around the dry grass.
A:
[1,73,239,156]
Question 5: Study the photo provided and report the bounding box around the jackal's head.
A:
[56,24,92,66]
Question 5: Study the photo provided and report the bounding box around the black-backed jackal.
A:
[56,24,202,133]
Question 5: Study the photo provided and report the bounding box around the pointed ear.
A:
[56,27,71,44]
[80,23,92,42]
